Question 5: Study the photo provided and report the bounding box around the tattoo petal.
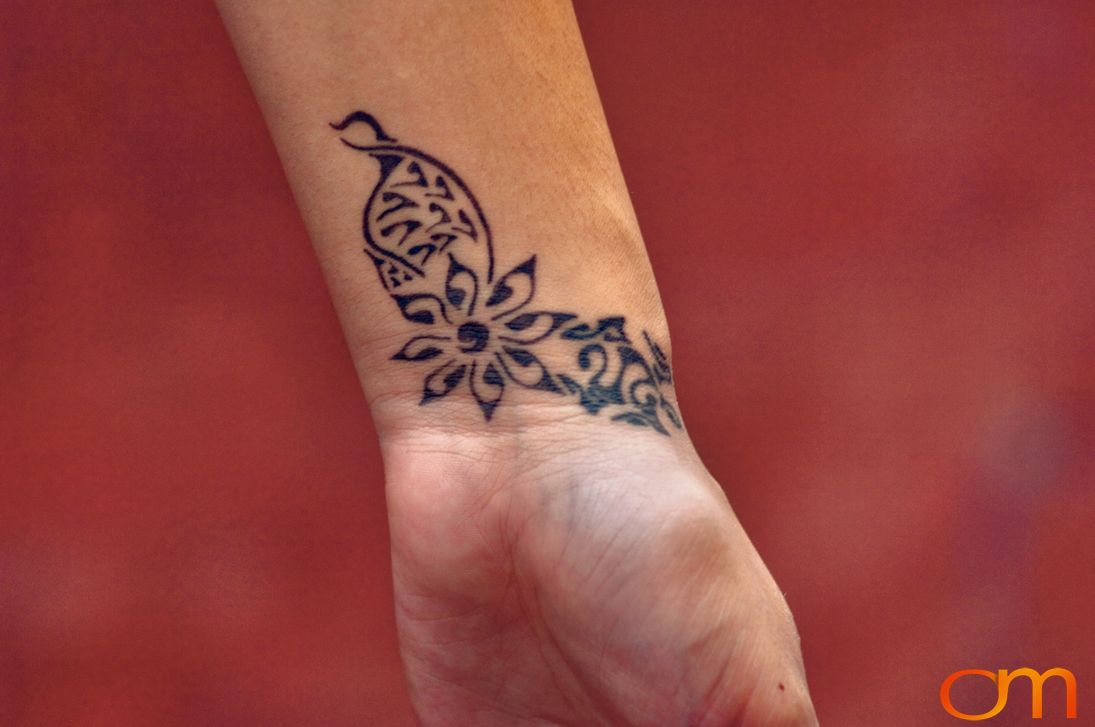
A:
[421,359,468,404]
[445,253,480,317]
[498,311,577,344]
[497,346,561,393]
[391,334,451,362]
[469,360,505,421]
[394,292,451,325]
[486,256,536,319]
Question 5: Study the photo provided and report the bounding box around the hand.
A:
[381,412,818,726]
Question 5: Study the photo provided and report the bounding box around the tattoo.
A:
[331,111,683,435]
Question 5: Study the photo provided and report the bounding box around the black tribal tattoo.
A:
[331,111,683,435]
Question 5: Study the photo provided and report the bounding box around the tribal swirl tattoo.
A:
[331,110,682,435]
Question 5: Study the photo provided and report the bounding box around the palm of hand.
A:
[382,433,816,727]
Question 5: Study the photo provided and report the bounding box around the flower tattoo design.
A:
[331,111,683,435]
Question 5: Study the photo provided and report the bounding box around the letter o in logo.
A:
[940,669,1007,721]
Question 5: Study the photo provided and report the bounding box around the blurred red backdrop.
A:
[3,2,1094,725]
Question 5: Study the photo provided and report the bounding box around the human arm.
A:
[216,1,817,724]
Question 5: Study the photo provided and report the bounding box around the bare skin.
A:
[217,1,817,724]
[382,420,812,725]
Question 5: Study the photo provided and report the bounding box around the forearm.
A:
[217,0,679,439]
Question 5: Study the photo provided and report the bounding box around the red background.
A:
[3,2,1094,725]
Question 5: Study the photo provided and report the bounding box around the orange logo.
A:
[940,668,1077,720]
